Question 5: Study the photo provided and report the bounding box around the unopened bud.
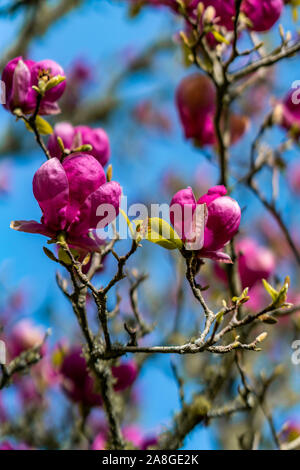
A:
[203,5,216,24]
[272,104,284,125]
[256,332,268,343]
[106,164,113,182]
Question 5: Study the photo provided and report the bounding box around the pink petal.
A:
[75,126,110,167]
[62,153,106,224]
[197,185,227,205]
[170,187,197,241]
[38,101,61,115]
[10,220,54,237]
[203,196,241,251]
[33,158,69,232]
[185,203,208,251]
[11,59,32,111]
[47,122,75,159]
[31,59,66,102]
[199,250,233,264]
[70,181,122,236]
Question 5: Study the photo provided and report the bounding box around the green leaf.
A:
[43,247,57,262]
[45,75,66,92]
[262,279,278,302]
[133,217,183,251]
[35,116,53,135]
[232,287,250,306]
[25,116,53,136]
[262,277,290,308]
[211,30,230,45]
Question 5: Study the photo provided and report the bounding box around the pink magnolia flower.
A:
[278,89,300,139]
[11,154,121,253]
[215,238,275,288]
[60,347,138,408]
[91,432,107,450]
[236,238,276,289]
[241,0,284,32]
[91,425,157,450]
[2,57,66,115]
[47,122,110,166]
[176,74,249,146]
[8,319,45,359]
[0,441,30,450]
[170,185,241,263]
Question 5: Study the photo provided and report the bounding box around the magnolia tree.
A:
[0,0,300,451]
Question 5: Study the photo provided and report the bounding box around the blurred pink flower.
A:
[48,122,110,167]
[8,319,45,359]
[236,238,276,289]
[0,441,30,450]
[215,237,275,289]
[176,74,249,146]
[241,0,283,32]
[278,89,300,139]
[60,347,138,408]
[91,425,157,450]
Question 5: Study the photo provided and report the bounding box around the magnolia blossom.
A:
[176,74,249,146]
[91,425,157,450]
[0,441,30,450]
[48,122,110,167]
[278,89,300,139]
[7,319,45,359]
[237,238,276,289]
[170,185,241,263]
[241,0,283,32]
[2,57,66,115]
[60,347,138,408]
[216,238,275,288]
[11,154,121,253]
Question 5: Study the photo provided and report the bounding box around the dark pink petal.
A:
[185,203,207,251]
[31,59,66,102]
[70,181,122,236]
[75,126,110,166]
[237,238,275,289]
[11,59,34,112]
[199,249,233,264]
[33,158,69,232]
[203,196,241,251]
[38,100,61,116]
[62,153,106,224]
[10,220,54,237]
[112,362,138,392]
[197,185,227,206]
[170,187,197,241]
[2,57,35,112]
[48,122,75,159]
[241,0,283,32]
